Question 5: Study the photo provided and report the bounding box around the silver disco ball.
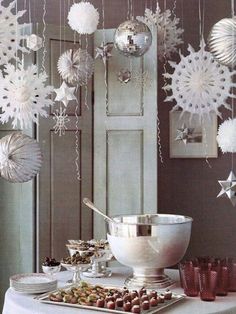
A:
[114,19,152,57]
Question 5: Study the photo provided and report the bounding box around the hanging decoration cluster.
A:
[68,2,99,35]
[0,133,42,183]
[136,3,184,61]
[163,40,236,119]
[0,0,54,130]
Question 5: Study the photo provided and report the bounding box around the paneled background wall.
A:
[1,0,235,311]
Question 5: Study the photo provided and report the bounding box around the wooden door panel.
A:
[37,25,93,268]
[94,29,158,239]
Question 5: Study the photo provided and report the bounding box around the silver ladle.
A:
[83,198,115,223]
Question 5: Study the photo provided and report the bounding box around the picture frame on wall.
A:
[169,111,218,158]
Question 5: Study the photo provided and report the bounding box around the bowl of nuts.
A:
[42,257,61,276]
[61,252,92,284]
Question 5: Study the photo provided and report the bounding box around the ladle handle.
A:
[83,198,114,223]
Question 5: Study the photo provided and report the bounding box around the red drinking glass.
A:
[198,270,218,301]
[179,263,199,297]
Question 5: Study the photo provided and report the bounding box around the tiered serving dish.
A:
[10,273,57,293]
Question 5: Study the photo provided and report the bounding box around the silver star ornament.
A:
[175,124,194,145]
[217,171,236,206]
[54,81,77,107]
[95,42,113,64]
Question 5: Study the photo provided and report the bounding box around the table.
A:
[3,267,236,314]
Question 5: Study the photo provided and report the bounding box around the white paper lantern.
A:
[68,2,99,35]
[217,118,236,153]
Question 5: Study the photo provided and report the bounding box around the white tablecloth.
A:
[3,267,236,314]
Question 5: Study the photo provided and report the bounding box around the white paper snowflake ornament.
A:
[54,81,77,107]
[53,107,70,137]
[217,118,236,153]
[136,3,184,61]
[0,132,42,183]
[68,2,99,35]
[163,39,236,119]
[57,49,94,86]
[26,34,43,51]
[0,0,28,65]
[0,64,54,129]
[217,171,236,206]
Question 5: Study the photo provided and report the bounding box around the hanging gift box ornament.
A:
[0,63,54,129]
[0,132,42,183]
[163,39,236,119]
[136,3,184,61]
[0,0,28,65]
[114,19,152,57]
[57,49,94,86]
[217,171,236,206]
[26,34,43,51]
[208,17,236,67]
[68,1,99,35]
[217,118,236,153]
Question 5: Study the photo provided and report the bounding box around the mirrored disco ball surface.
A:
[114,19,152,57]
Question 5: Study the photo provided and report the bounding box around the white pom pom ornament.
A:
[68,2,99,35]
[217,118,236,153]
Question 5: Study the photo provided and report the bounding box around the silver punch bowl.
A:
[107,214,193,289]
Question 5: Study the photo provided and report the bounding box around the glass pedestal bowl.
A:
[61,263,90,284]
[42,264,61,277]
[82,249,113,278]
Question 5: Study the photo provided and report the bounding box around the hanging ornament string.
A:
[231,0,235,172]
[84,34,89,110]
[162,0,168,94]
[101,0,109,115]
[198,0,211,168]
[42,0,47,72]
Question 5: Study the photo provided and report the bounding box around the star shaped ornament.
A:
[175,124,194,145]
[95,42,113,64]
[54,81,77,107]
[217,171,236,206]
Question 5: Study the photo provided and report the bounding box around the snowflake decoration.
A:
[53,107,70,137]
[163,39,236,119]
[0,63,54,129]
[136,3,184,61]
[26,34,43,51]
[132,70,152,89]
[0,0,28,65]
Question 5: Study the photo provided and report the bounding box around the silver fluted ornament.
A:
[0,133,42,183]
[57,49,94,86]
[114,19,152,57]
[208,17,236,67]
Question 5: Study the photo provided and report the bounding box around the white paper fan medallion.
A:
[0,63,54,129]
[136,3,184,61]
[163,39,236,119]
[57,49,94,86]
[0,0,28,65]
[0,132,42,183]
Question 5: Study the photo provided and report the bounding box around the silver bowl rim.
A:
[108,213,193,226]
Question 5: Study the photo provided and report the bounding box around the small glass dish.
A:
[61,263,90,284]
[42,264,61,277]
[82,249,113,278]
